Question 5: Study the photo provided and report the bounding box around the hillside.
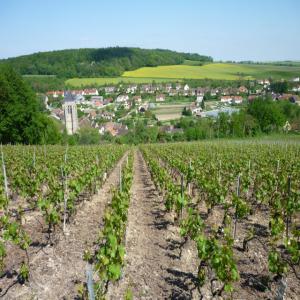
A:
[123,63,300,80]
[0,47,213,78]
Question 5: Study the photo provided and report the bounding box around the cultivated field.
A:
[152,103,186,121]
[123,63,300,80]
[1,140,300,299]
[66,77,181,87]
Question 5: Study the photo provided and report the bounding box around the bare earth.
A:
[107,151,200,299]
[2,154,127,300]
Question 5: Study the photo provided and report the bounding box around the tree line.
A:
[0,47,213,78]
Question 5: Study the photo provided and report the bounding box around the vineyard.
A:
[0,141,299,299]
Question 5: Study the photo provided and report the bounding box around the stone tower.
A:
[63,92,79,135]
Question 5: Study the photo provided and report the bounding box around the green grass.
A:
[66,77,181,87]
[122,63,300,80]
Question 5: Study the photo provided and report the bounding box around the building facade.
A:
[63,92,79,135]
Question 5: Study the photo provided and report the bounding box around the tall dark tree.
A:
[0,65,61,144]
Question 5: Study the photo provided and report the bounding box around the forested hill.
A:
[0,47,213,78]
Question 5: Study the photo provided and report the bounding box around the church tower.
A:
[63,92,79,135]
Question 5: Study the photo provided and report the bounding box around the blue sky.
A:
[0,0,299,61]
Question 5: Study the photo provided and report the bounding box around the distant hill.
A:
[0,47,213,78]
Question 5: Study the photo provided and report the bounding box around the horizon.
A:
[0,0,300,61]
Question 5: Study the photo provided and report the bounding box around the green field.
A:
[123,63,300,80]
[66,77,181,87]
[65,62,300,87]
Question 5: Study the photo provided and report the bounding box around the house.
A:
[189,88,196,96]
[100,122,128,136]
[156,94,166,102]
[175,83,182,91]
[292,77,300,82]
[258,79,270,86]
[196,95,204,104]
[101,111,115,120]
[140,84,151,93]
[165,83,172,92]
[183,84,190,91]
[210,89,219,97]
[79,117,92,128]
[103,98,113,105]
[160,125,183,135]
[292,86,300,92]
[126,84,138,94]
[47,90,64,98]
[188,103,202,116]
[138,102,149,113]
[88,110,97,120]
[116,94,129,103]
[220,96,233,104]
[239,86,248,94]
[91,96,104,107]
[133,95,142,104]
[123,101,132,110]
[51,108,64,120]
[232,96,243,104]
[104,86,116,94]
[196,88,205,96]
[84,88,98,96]
[169,89,178,96]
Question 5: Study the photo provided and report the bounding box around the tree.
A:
[247,98,285,133]
[0,65,61,144]
[182,107,192,116]
[270,81,288,94]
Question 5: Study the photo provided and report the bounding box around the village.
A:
[46,78,300,137]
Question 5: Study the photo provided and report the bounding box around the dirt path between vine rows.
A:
[107,151,200,299]
[3,153,128,300]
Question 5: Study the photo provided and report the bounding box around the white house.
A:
[116,94,129,103]
[232,96,243,104]
[292,86,300,92]
[220,96,233,104]
[183,84,190,91]
[105,86,116,94]
[126,85,138,94]
[292,77,300,82]
[196,95,204,104]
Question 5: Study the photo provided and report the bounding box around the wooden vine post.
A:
[63,147,68,234]
[119,164,122,192]
[1,144,9,201]
[86,263,95,300]
[234,174,241,239]
[286,176,291,238]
